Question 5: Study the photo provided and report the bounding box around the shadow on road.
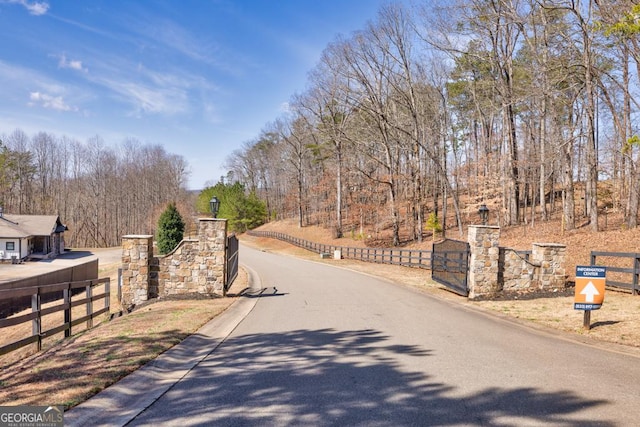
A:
[242,287,287,298]
[131,328,612,426]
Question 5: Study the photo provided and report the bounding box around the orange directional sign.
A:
[574,266,606,310]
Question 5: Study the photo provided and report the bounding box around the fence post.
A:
[64,286,71,337]
[634,255,640,296]
[32,291,41,352]
[117,268,122,303]
[105,278,111,313]
[86,281,93,329]
[429,247,434,270]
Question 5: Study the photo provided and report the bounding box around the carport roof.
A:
[0,214,67,239]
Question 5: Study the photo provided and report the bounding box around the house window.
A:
[6,242,14,251]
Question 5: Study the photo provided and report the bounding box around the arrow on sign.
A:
[580,281,600,303]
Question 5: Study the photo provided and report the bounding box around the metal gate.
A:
[431,239,469,296]
[225,234,239,294]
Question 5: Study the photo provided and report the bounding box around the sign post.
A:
[574,265,606,330]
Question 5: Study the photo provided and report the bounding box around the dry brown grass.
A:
[0,265,247,409]
[0,282,114,368]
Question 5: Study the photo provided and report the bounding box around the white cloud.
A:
[279,102,291,113]
[81,54,220,118]
[4,0,49,16]
[24,0,47,15]
[124,13,253,77]
[0,60,84,112]
[0,60,66,95]
[58,54,88,73]
[97,77,188,116]
[29,91,77,112]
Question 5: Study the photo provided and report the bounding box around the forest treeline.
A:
[3,1,639,249]
[225,0,640,246]
[0,129,190,247]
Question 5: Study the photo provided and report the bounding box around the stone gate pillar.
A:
[121,235,153,310]
[468,225,500,299]
[197,218,227,294]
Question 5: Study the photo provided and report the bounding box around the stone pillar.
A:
[531,243,567,289]
[197,218,227,295]
[121,235,153,310]
[52,233,61,256]
[468,225,501,299]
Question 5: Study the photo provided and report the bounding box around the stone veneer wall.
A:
[499,248,534,291]
[120,234,154,309]
[468,225,567,298]
[530,243,567,289]
[499,244,567,291]
[120,219,227,310]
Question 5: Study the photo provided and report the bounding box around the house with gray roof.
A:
[0,209,67,261]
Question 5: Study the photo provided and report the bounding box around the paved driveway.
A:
[124,244,640,426]
[0,247,121,283]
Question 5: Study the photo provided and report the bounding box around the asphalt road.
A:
[127,244,640,426]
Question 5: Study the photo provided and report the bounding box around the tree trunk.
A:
[335,144,343,237]
[562,138,576,232]
[627,163,640,228]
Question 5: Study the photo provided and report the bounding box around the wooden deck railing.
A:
[0,277,110,356]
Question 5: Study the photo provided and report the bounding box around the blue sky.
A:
[0,0,399,190]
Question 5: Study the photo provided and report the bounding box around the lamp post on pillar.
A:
[209,196,220,218]
[478,204,489,225]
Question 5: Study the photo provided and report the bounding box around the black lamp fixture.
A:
[209,196,220,218]
[478,204,489,225]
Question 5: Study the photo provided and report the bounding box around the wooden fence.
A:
[247,230,432,269]
[0,259,98,290]
[590,251,640,295]
[0,259,99,318]
[0,277,110,356]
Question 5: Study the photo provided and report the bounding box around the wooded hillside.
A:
[225,1,640,246]
[0,130,191,247]
[3,1,640,249]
